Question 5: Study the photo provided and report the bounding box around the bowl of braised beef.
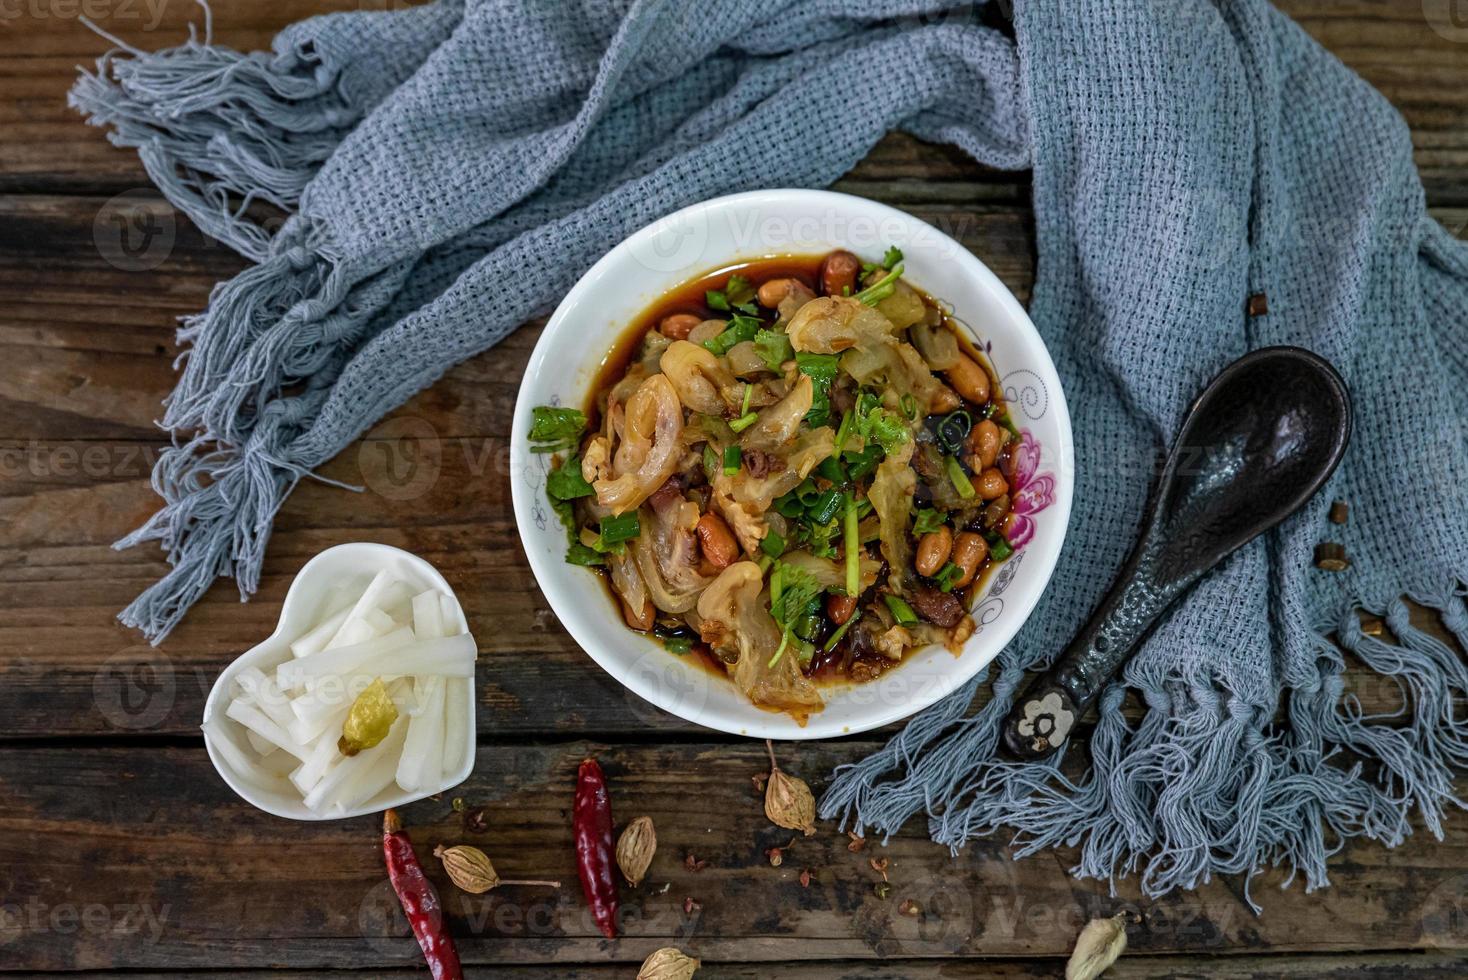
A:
[511,189,1072,739]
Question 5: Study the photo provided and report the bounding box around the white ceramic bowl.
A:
[201,542,476,819]
[512,189,1072,739]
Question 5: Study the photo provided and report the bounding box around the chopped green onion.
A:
[900,393,918,420]
[774,492,804,519]
[844,445,883,481]
[994,410,1022,440]
[945,455,976,500]
[741,383,753,416]
[816,455,846,485]
[912,508,947,535]
[728,412,758,433]
[884,594,919,626]
[808,489,843,525]
[529,406,587,454]
[834,409,855,452]
[663,636,692,654]
[593,512,641,553]
[770,562,784,607]
[935,410,973,454]
[990,535,1014,561]
[761,529,786,558]
[795,479,823,506]
[793,611,821,642]
[844,494,860,597]
[823,617,855,652]
[722,444,742,476]
[855,261,904,306]
[933,562,964,592]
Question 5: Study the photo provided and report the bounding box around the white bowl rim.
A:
[512,187,1073,739]
[201,541,476,820]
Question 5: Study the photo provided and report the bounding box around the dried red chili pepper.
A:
[573,757,618,939]
[383,809,463,980]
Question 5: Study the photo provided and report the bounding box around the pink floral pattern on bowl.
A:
[1002,428,1056,552]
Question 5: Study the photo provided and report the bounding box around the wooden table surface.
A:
[3,2,1468,977]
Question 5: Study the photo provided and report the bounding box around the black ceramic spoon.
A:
[999,346,1351,760]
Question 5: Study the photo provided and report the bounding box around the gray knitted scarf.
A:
[74,0,1468,905]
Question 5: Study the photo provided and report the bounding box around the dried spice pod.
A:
[638,946,701,979]
[433,844,559,895]
[1065,914,1128,980]
[763,740,816,836]
[616,816,657,887]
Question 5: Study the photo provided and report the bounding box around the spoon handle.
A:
[999,535,1187,760]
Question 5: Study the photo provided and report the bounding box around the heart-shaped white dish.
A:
[201,542,476,820]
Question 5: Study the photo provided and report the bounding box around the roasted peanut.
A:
[623,596,655,631]
[756,277,802,309]
[949,532,989,588]
[975,467,1008,501]
[982,493,1010,530]
[914,526,954,577]
[818,250,861,297]
[966,419,1002,469]
[826,593,858,626]
[929,385,961,414]
[945,353,991,405]
[660,313,701,341]
[695,512,739,568]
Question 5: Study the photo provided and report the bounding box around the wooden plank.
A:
[0,194,1033,739]
[0,192,1458,737]
[11,951,1468,978]
[5,740,1468,971]
[0,408,1452,740]
[2,2,1464,203]
[0,194,1033,444]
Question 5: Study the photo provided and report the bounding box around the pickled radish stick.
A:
[396,676,446,792]
[276,628,416,688]
[304,715,407,813]
[225,699,310,762]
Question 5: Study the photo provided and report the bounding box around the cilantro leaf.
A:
[546,455,595,501]
[882,245,904,270]
[725,274,756,307]
[912,508,947,536]
[702,312,761,356]
[753,329,794,371]
[770,561,823,630]
[797,352,840,428]
[529,406,587,454]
